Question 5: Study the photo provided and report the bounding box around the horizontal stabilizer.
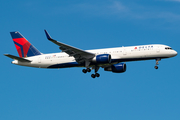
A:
[4,54,31,62]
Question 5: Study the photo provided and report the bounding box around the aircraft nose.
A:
[173,50,178,56]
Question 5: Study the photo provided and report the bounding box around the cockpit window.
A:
[165,47,173,50]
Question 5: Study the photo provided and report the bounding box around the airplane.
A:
[4,30,178,78]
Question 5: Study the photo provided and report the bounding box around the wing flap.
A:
[4,54,31,62]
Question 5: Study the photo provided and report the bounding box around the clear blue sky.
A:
[1,0,180,120]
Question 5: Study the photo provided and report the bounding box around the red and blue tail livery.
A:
[10,32,42,58]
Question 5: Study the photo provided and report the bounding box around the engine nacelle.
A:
[104,63,126,73]
[92,54,111,64]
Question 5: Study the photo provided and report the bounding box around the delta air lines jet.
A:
[4,30,177,78]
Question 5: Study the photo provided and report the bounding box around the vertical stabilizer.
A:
[10,31,42,58]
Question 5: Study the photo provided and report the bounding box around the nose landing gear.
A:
[155,58,161,69]
[154,66,158,69]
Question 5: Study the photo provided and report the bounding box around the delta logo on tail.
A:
[10,32,41,58]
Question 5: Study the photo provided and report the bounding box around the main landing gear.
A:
[154,58,161,69]
[82,68,91,73]
[82,66,100,78]
[91,66,100,78]
[91,73,100,78]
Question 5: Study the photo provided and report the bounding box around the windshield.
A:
[165,47,173,50]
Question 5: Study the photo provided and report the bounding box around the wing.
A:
[44,30,95,63]
[4,54,31,62]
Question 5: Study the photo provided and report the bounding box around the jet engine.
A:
[104,63,126,73]
[92,54,111,64]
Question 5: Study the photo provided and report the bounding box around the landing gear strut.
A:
[155,58,161,69]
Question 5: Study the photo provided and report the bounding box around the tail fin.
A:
[10,31,42,58]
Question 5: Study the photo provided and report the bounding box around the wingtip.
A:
[4,54,9,56]
[44,29,53,40]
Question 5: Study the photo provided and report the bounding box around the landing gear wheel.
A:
[154,66,158,69]
[87,68,91,72]
[82,69,87,73]
[90,66,100,78]
[95,73,100,77]
[91,73,100,78]
[91,74,96,78]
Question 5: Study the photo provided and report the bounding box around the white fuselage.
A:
[12,44,177,68]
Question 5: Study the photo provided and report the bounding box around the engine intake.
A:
[104,63,126,73]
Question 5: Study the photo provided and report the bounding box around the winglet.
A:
[44,30,53,40]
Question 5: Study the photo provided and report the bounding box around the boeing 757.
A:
[4,30,178,78]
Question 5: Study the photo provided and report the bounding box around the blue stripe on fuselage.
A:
[47,62,80,68]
